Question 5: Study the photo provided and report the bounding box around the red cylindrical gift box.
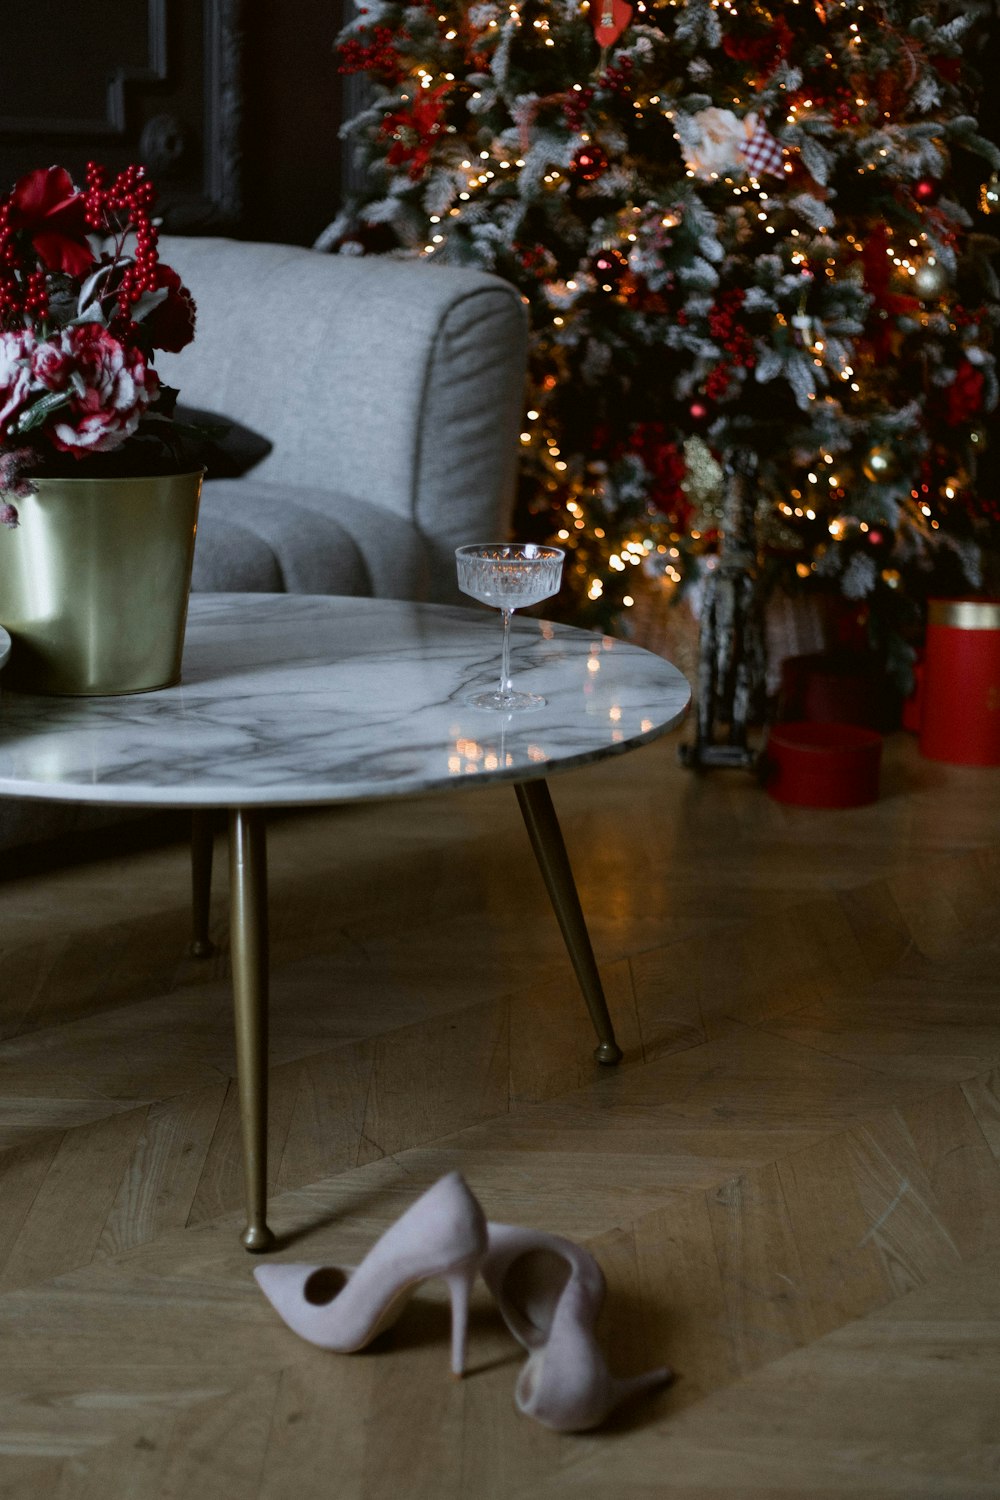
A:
[919,599,1000,766]
[764,721,883,808]
[779,650,882,728]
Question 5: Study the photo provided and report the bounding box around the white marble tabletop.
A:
[0,594,690,808]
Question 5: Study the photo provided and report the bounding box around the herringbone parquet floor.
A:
[1,729,998,1498]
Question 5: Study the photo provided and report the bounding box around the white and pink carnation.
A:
[33,325,159,456]
[0,328,36,442]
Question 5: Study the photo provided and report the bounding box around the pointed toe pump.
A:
[254,1171,487,1375]
[481,1223,672,1432]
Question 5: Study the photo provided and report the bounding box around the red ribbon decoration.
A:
[591,0,632,50]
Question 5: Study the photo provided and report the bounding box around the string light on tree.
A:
[863,445,900,483]
[328,0,1000,664]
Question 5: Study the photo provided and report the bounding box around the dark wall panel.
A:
[0,0,245,232]
[243,0,344,246]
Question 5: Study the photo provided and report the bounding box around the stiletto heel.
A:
[443,1261,476,1376]
[253,1172,487,1368]
[482,1222,672,1432]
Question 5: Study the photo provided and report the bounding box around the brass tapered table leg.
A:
[190,810,216,958]
[514,778,622,1066]
[228,807,276,1252]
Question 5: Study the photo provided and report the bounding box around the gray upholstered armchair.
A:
[157,236,530,605]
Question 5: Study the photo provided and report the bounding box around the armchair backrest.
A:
[156,237,529,570]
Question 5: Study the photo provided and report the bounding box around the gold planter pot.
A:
[0,469,203,695]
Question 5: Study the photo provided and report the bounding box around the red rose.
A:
[34,325,157,455]
[6,166,94,277]
[139,264,197,353]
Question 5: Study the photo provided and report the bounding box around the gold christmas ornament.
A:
[980,173,1000,215]
[863,444,899,482]
[911,255,948,301]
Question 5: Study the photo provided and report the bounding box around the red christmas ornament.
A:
[914,177,938,204]
[721,18,794,71]
[572,143,609,183]
[591,0,632,50]
[591,245,629,289]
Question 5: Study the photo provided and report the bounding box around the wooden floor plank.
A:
[97,1084,229,1256]
[629,941,709,1061]
[154,1374,277,1500]
[0,1134,64,1279]
[776,1135,894,1337]
[274,1039,375,1194]
[356,1000,509,1166]
[897,1086,1000,1262]
[705,1162,819,1375]
[630,1192,737,1408]
[255,1358,373,1500]
[0,1109,148,1291]
[843,1108,964,1299]
[55,1432,169,1500]
[962,1067,1000,1161]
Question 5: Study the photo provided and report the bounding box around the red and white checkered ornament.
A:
[742,118,785,178]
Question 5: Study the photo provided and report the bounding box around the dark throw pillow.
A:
[172,405,274,479]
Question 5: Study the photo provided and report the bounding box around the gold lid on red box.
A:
[928,599,1000,631]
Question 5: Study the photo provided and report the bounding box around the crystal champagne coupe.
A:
[455,542,564,710]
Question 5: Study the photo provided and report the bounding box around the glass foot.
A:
[467,689,546,712]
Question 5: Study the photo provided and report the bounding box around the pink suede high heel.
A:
[482,1222,672,1431]
[254,1172,487,1375]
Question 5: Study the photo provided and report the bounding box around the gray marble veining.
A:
[0,594,690,807]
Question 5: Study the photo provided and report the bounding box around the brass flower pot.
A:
[0,470,203,695]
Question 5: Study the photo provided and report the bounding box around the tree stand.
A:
[679,447,765,771]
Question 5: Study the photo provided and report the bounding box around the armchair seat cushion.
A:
[192,479,427,599]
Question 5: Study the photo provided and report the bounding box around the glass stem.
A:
[499,608,514,701]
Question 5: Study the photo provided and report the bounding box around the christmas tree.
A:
[324,0,1000,683]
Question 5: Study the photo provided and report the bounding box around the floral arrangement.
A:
[0,163,196,525]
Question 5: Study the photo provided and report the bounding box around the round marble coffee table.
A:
[0,593,689,1249]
